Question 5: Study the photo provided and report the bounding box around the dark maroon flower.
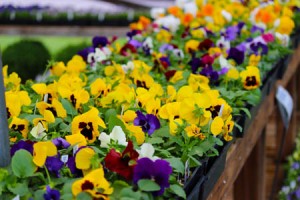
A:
[43,185,60,200]
[52,138,70,149]
[227,47,245,65]
[10,140,34,156]
[159,56,171,69]
[198,39,214,51]
[133,157,172,196]
[201,54,214,66]
[92,36,109,48]
[104,141,139,180]
[134,111,161,135]
[164,70,177,81]
[120,43,137,56]
[77,47,95,62]
[45,156,64,177]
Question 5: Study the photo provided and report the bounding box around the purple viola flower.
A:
[227,47,245,65]
[77,47,95,62]
[189,57,202,74]
[200,66,219,81]
[52,138,70,149]
[45,156,64,177]
[160,56,171,69]
[43,185,60,200]
[250,42,268,55]
[133,157,172,196]
[10,140,34,157]
[133,111,160,135]
[128,39,143,48]
[236,42,247,52]
[66,155,82,177]
[295,188,300,199]
[251,25,265,34]
[159,44,174,53]
[92,36,109,48]
[219,67,229,75]
[225,26,239,41]
[237,22,245,35]
[292,162,300,170]
[127,30,140,39]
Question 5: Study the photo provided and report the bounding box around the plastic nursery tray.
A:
[186,141,233,200]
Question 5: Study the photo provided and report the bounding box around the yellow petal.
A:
[211,116,224,136]
[66,134,87,147]
[75,147,95,170]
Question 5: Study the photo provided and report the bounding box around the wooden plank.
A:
[234,131,266,200]
[207,90,275,200]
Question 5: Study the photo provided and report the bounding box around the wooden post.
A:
[0,52,10,167]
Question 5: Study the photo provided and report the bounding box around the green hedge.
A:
[55,42,90,64]
[2,40,51,81]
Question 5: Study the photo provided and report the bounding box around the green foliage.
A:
[2,39,50,81]
[11,150,36,178]
[55,42,89,64]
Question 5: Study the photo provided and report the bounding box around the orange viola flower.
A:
[168,6,181,17]
[182,13,194,26]
[201,4,214,16]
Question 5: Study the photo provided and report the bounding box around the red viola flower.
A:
[104,141,139,180]
[120,43,137,57]
[198,38,214,51]
[201,54,214,66]
[164,70,177,81]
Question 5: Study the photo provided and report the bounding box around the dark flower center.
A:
[79,122,94,140]
[45,93,53,104]
[6,107,11,118]
[140,120,150,132]
[81,180,94,191]
[136,80,148,89]
[206,105,221,119]
[11,124,25,132]
[46,107,57,117]
[245,76,257,87]
[70,94,77,107]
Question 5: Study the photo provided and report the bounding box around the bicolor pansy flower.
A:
[240,66,261,90]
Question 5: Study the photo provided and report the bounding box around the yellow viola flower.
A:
[211,116,224,136]
[32,82,59,103]
[276,16,295,35]
[188,74,210,92]
[71,107,106,143]
[66,55,86,74]
[185,124,206,140]
[282,7,293,18]
[240,66,261,90]
[36,98,67,118]
[185,40,200,53]
[125,124,145,145]
[156,29,172,43]
[5,91,31,118]
[50,61,66,76]
[59,86,90,110]
[176,85,194,102]
[169,118,183,135]
[32,110,55,134]
[145,98,161,116]
[90,78,111,98]
[75,147,96,170]
[121,110,137,123]
[166,85,177,103]
[104,64,126,84]
[9,117,29,139]
[130,60,151,77]
[72,167,113,199]
[226,68,239,80]
[208,47,222,57]
[169,71,184,83]
[222,115,234,141]
[249,54,261,66]
[159,102,181,121]
[33,141,57,167]
[3,65,21,91]
[149,83,164,97]
[65,133,87,147]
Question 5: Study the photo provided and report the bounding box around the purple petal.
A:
[45,156,64,177]
[77,47,95,61]
[52,138,70,149]
[146,114,161,135]
[133,158,154,184]
[159,44,174,53]
[92,36,109,47]
[10,140,34,156]
[129,39,143,48]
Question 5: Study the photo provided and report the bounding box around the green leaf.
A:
[111,181,130,200]
[138,179,160,192]
[152,126,170,138]
[146,137,164,144]
[170,184,186,199]
[105,108,117,122]
[61,98,78,116]
[7,182,29,196]
[34,190,45,200]
[165,158,185,174]
[11,150,36,178]
[120,188,142,200]
[234,122,243,133]
[108,115,127,133]
[240,108,251,119]
[76,192,93,200]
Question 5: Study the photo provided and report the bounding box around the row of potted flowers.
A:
[1,0,299,199]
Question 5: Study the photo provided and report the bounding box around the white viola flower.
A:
[273,19,280,28]
[173,49,184,59]
[137,143,159,161]
[275,32,290,47]
[99,126,128,148]
[219,55,233,69]
[150,8,165,19]
[143,37,154,50]
[216,36,231,50]
[122,61,134,74]
[175,0,190,8]
[184,2,197,16]
[101,47,111,57]
[155,15,180,33]
[221,10,232,22]
[87,48,107,65]
[30,122,47,140]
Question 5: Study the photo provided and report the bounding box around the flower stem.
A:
[44,165,52,185]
